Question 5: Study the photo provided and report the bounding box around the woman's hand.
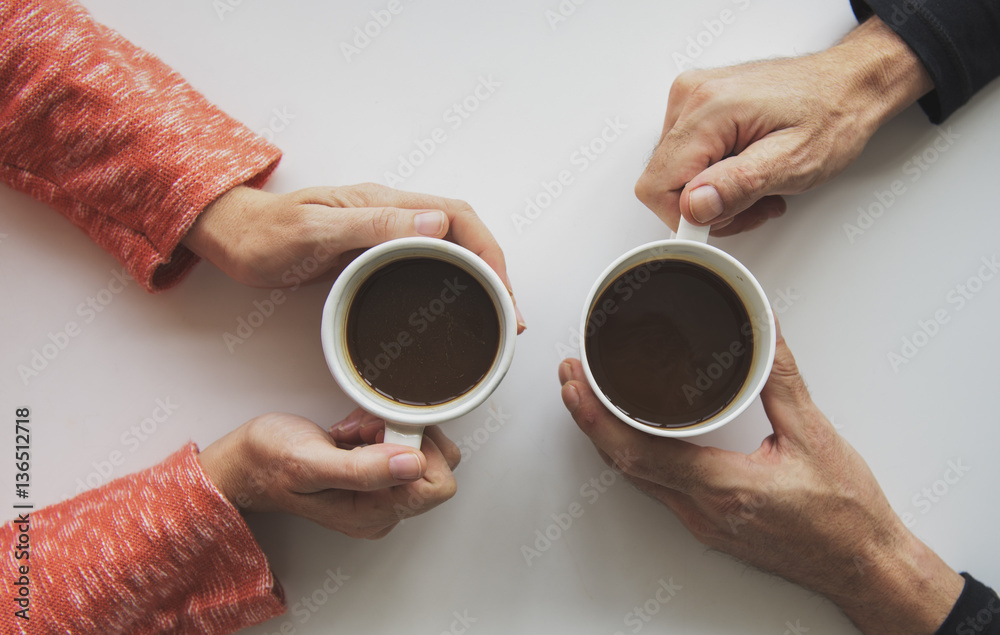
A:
[185,182,525,331]
[198,409,460,539]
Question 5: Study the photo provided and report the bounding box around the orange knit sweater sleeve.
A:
[0,0,282,292]
[0,444,285,633]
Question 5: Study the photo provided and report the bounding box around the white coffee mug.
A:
[321,237,517,449]
[579,218,775,438]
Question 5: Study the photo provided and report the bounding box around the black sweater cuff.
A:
[850,0,1000,123]
[935,573,1000,634]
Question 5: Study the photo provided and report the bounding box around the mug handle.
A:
[384,422,424,449]
[676,217,710,243]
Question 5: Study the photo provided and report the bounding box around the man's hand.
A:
[635,17,933,236]
[184,182,525,331]
[559,331,963,634]
[197,409,460,539]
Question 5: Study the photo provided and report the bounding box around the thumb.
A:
[302,443,427,492]
[330,207,450,252]
[759,324,830,444]
[681,134,796,225]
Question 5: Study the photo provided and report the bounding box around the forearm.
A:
[0,444,284,633]
[824,16,934,133]
[828,527,963,634]
[0,0,281,291]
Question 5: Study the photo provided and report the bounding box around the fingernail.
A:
[389,453,423,481]
[689,185,724,223]
[514,303,527,331]
[558,361,572,385]
[334,413,362,435]
[774,316,783,341]
[562,383,580,412]
[414,211,446,236]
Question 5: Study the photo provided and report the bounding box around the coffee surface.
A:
[585,260,753,428]
[346,257,500,406]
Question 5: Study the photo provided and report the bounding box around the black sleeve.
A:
[850,0,1000,123]
[934,573,1000,634]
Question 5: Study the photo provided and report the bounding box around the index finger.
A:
[559,357,737,495]
[639,116,734,228]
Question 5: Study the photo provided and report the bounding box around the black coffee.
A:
[585,260,753,428]
[346,257,500,406]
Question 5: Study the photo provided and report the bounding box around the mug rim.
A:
[579,238,776,438]
[321,237,517,427]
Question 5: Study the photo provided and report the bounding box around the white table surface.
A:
[4,1,999,633]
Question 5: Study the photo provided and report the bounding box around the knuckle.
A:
[447,445,462,469]
[367,207,398,238]
[634,174,655,204]
[671,70,703,98]
[439,477,458,501]
[276,444,309,487]
[330,185,367,207]
[444,197,474,215]
[349,458,375,491]
[728,163,765,197]
[343,182,387,207]
[685,80,722,110]
[356,182,386,198]
[341,525,369,540]
[413,477,457,505]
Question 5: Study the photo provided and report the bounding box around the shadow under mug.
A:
[579,218,776,438]
[321,237,517,449]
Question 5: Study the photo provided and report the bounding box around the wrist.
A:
[183,185,274,283]
[825,16,933,133]
[830,525,964,634]
[197,431,247,510]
